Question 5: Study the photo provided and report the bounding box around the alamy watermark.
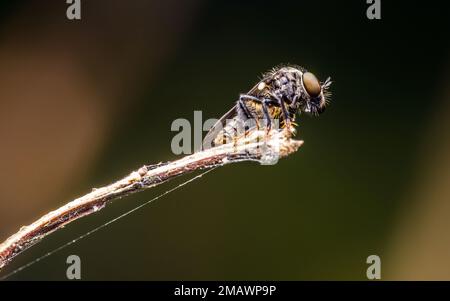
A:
[64,1,381,22]
[366,254,381,279]
[66,0,81,20]
[66,254,81,280]
[366,0,381,20]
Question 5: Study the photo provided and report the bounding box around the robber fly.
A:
[202,65,332,149]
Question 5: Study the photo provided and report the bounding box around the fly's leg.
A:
[238,94,261,138]
[269,93,292,131]
[238,94,274,131]
[238,94,276,143]
[238,94,259,120]
[281,101,291,128]
[261,98,272,133]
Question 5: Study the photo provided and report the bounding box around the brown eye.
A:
[302,72,321,97]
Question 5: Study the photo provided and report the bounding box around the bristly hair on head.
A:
[322,76,333,105]
[261,63,306,80]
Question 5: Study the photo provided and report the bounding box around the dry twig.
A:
[0,128,302,271]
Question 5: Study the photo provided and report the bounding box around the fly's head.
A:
[296,71,332,116]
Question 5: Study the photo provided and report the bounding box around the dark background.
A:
[0,0,449,280]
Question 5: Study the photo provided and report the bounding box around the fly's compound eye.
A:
[302,72,321,97]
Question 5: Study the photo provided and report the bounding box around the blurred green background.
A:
[0,0,449,280]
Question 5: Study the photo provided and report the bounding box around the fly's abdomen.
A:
[212,118,241,146]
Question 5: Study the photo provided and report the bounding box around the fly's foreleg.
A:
[261,98,272,132]
[238,94,274,131]
[238,94,261,132]
[270,93,292,130]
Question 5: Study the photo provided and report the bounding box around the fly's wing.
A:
[202,105,238,150]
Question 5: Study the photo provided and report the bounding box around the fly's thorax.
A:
[269,69,304,105]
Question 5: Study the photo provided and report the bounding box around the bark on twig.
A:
[0,128,302,271]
